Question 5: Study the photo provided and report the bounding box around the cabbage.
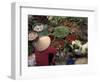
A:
[53,26,70,39]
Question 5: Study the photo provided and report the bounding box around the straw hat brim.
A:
[35,36,51,51]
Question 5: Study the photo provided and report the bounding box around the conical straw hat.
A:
[35,36,51,51]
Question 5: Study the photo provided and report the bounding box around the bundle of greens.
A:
[53,26,70,39]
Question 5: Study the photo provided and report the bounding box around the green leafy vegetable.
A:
[53,26,70,39]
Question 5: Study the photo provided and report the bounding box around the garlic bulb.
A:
[33,24,44,32]
[28,32,38,41]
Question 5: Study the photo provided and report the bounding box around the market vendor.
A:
[35,36,57,66]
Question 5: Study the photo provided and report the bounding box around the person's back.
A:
[35,46,56,66]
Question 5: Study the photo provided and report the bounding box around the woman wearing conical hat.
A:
[35,36,57,66]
